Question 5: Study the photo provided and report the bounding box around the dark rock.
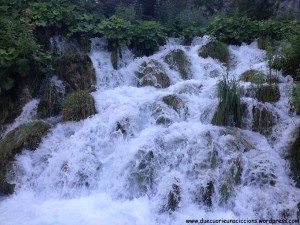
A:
[130,150,156,196]
[163,49,192,80]
[156,116,172,125]
[55,53,96,92]
[252,103,277,136]
[62,90,96,122]
[136,60,170,88]
[37,77,65,118]
[0,121,50,194]
[200,181,215,207]
[165,183,181,212]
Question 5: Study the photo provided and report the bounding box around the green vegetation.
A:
[62,91,96,121]
[291,81,300,114]
[207,14,258,45]
[212,76,241,127]
[256,85,280,103]
[240,70,265,84]
[199,41,230,65]
[0,121,50,194]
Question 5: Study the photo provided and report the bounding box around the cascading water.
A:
[1,36,300,225]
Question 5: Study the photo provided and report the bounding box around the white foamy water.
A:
[1,37,300,225]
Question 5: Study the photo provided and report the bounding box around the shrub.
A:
[212,76,241,127]
[207,14,258,45]
[62,90,96,121]
[199,41,230,66]
[98,15,133,49]
[132,20,167,56]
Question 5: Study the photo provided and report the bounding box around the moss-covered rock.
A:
[162,94,184,113]
[290,128,300,188]
[0,121,49,194]
[252,103,277,136]
[136,60,170,88]
[220,183,232,204]
[37,77,65,118]
[256,85,280,103]
[240,70,265,84]
[62,90,96,122]
[55,53,96,92]
[163,49,192,80]
[199,41,230,65]
[111,48,118,70]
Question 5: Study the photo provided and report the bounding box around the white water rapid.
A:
[1,37,300,225]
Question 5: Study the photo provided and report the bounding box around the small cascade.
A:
[1,37,300,225]
[2,99,40,137]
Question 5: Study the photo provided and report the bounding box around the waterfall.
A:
[0,37,300,225]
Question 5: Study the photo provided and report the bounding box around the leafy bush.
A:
[98,15,133,49]
[0,5,51,94]
[132,20,167,56]
[212,76,241,127]
[199,41,230,65]
[207,14,258,45]
[62,90,96,121]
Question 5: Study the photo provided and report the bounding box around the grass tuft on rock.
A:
[62,90,96,121]
[212,76,241,127]
[199,41,230,66]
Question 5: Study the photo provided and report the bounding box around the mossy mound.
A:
[252,104,277,136]
[62,90,96,121]
[0,121,50,194]
[163,49,192,80]
[199,41,230,65]
[55,53,96,92]
[162,94,184,113]
[240,70,265,84]
[290,128,300,188]
[37,77,65,118]
[256,85,280,103]
[136,60,170,88]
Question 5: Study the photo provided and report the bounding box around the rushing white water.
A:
[1,37,300,225]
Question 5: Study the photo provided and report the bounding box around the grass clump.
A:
[0,121,49,194]
[212,76,241,127]
[199,41,230,66]
[62,90,96,121]
[240,70,265,84]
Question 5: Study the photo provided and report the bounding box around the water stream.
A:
[0,37,299,225]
